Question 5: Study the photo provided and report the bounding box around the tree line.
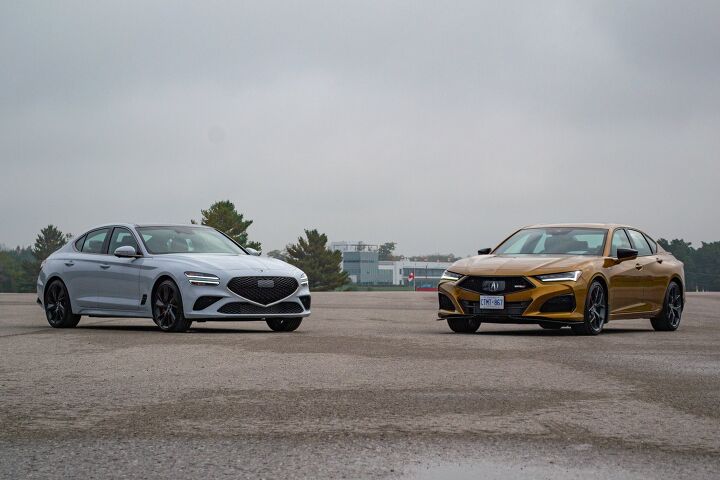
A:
[2,206,718,292]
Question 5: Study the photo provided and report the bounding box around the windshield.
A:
[494,227,607,256]
[137,226,246,255]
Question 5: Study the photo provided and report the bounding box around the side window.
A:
[74,235,86,251]
[627,229,652,256]
[643,233,657,254]
[81,228,110,254]
[610,229,632,257]
[108,228,140,254]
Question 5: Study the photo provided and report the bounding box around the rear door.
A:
[64,228,111,309]
[606,228,649,314]
[94,227,143,311]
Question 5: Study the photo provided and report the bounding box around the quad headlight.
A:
[536,271,582,282]
[300,273,309,286]
[441,270,463,282]
[184,272,220,286]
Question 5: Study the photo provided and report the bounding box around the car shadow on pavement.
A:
[469,327,652,336]
[77,324,282,334]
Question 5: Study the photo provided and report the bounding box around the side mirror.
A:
[477,248,492,255]
[114,246,140,258]
[246,247,261,256]
[616,248,638,261]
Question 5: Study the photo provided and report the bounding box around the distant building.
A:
[332,241,452,288]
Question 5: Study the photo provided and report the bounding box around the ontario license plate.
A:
[479,295,504,310]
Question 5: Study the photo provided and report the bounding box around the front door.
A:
[627,229,666,312]
[64,228,111,310]
[95,227,143,311]
[607,228,649,314]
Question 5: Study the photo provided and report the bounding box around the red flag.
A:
[408,272,415,282]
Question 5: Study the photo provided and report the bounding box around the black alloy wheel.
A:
[572,280,607,336]
[266,317,303,332]
[447,317,481,333]
[44,280,81,328]
[651,281,683,332]
[153,280,192,332]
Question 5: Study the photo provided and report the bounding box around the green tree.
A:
[285,229,349,291]
[378,242,397,260]
[21,225,71,291]
[193,200,261,250]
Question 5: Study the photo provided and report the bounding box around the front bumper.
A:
[181,282,311,320]
[437,276,588,324]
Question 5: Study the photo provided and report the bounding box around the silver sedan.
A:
[37,224,311,332]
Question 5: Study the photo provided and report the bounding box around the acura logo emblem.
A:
[257,279,275,288]
[482,280,505,293]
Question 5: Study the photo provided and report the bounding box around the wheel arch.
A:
[587,272,610,311]
[43,275,76,314]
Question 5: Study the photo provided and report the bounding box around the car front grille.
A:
[459,300,531,316]
[227,276,299,305]
[217,302,304,315]
[457,276,534,295]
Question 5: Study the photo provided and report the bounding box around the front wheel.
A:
[572,280,607,336]
[45,280,81,328]
[266,318,302,332]
[447,317,481,333]
[651,281,683,331]
[152,280,192,332]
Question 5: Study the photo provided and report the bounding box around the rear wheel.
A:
[45,280,81,328]
[447,317,481,333]
[651,281,683,331]
[572,280,607,336]
[266,318,302,332]
[153,280,192,332]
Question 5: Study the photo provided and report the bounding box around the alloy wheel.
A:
[45,282,67,326]
[154,283,179,330]
[667,283,683,328]
[586,283,607,332]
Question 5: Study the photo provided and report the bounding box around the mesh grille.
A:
[217,302,304,315]
[227,276,299,305]
[458,276,534,295]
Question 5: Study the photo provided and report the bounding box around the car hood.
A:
[154,253,301,274]
[450,255,595,276]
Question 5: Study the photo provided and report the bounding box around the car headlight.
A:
[184,272,220,286]
[536,271,582,282]
[300,273,309,286]
[441,270,463,282]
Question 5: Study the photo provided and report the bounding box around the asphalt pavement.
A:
[1,292,719,479]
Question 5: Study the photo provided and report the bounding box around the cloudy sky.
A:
[1,1,719,255]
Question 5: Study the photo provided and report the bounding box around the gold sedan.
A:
[438,224,685,335]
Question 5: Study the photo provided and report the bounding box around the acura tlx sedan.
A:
[438,224,685,335]
[37,224,311,332]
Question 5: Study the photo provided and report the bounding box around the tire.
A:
[651,281,683,331]
[571,280,607,336]
[266,318,303,332]
[447,317,481,333]
[152,280,192,332]
[44,279,81,328]
[539,322,562,330]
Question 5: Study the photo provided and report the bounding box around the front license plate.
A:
[479,295,504,310]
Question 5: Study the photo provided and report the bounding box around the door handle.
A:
[100,264,110,269]
[64,261,74,266]
[635,263,643,270]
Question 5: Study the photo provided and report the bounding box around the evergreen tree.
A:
[194,200,261,250]
[21,225,70,290]
[285,229,349,291]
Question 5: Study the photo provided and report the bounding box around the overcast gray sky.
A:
[1,1,719,255]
